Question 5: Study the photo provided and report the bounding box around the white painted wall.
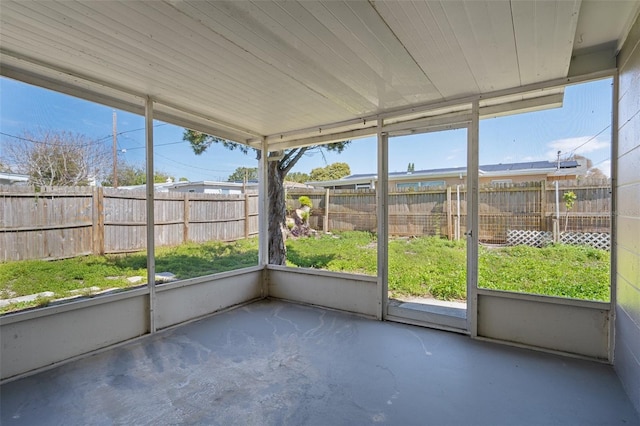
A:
[156,267,264,329]
[615,12,640,414]
[0,268,265,382]
[0,289,148,381]
[476,291,610,359]
[268,266,378,318]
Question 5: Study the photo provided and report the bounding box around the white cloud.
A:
[545,136,610,160]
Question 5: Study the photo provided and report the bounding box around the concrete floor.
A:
[1,299,638,426]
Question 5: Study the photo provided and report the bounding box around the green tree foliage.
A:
[309,162,351,181]
[298,196,312,208]
[183,129,350,264]
[102,162,173,187]
[4,130,110,186]
[407,162,415,173]
[286,171,311,184]
[563,191,577,232]
[228,167,258,182]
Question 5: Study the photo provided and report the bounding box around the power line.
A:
[153,152,235,173]
[565,107,640,158]
[0,131,106,148]
[125,139,188,150]
[95,122,168,142]
[0,122,171,150]
[567,124,611,157]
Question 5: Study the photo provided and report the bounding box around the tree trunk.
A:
[268,161,287,265]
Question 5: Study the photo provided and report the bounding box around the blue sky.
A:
[1,76,612,181]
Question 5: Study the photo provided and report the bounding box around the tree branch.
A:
[280,147,308,175]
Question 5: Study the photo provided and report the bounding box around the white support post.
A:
[467,101,479,337]
[376,124,389,321]
[258,138,269,271]
[324,188,330,233]
[609,71,619,363]
[145,97,156,333]
[554,181,561,242]
[456,184,461,240]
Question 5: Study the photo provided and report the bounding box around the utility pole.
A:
[112,110,118,188]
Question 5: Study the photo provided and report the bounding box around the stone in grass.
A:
[155,272,177,283]
[69,286,101,295]
[127,276,144,284]
[0,291,55,308]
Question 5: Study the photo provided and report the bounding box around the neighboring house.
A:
[169,181,258,195]
[118,180,308,194]
[118,181,178,193]
[283,180,313,190]
[0,172,29,186]
[168,180,311,194]
[307,160,586,190]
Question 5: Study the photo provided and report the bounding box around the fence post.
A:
[93,187,105,255]
[324,188,330,233]
[553,218,559,243]
[183,193,190,243]
[540,181,546,231]
[244,194,250,239]
[446,186,452,240]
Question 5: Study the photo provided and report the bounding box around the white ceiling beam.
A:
[568,46,617,77]
[1,49,262,145]
[0,49,146,114]
[382,111,472,135]
[479,93,564,119]
[266,68,614,149]
[268,126,379,151]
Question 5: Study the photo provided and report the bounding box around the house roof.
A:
[1,1,637,150]
[171,181,256,188]
[0,172,29,184]
[308,160,581,187]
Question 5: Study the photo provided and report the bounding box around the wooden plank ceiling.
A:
[0,1,636,146]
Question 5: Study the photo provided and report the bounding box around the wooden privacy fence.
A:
[287,187,463,238]
[287,179,611,244]
[0,186,259,261]
[1,179,610,261]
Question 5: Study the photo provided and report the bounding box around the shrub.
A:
[299,196,312,208]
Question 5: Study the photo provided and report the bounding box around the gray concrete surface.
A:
[1,299,638,425]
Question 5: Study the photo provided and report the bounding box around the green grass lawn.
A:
[0,238,258,314]
[287,231,609,301]
[0,232,609,314]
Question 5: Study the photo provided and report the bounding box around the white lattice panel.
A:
[560,232,610,250]
[507,230,553,247]
[507,230,610,250]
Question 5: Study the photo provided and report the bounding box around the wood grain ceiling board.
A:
[512,0,581,84]
[0,0,622,146]
[306,1,441,109]
[371,1,478,99]
[1,1,358,135]
[78,0,362,135]
[439,1,521,92]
